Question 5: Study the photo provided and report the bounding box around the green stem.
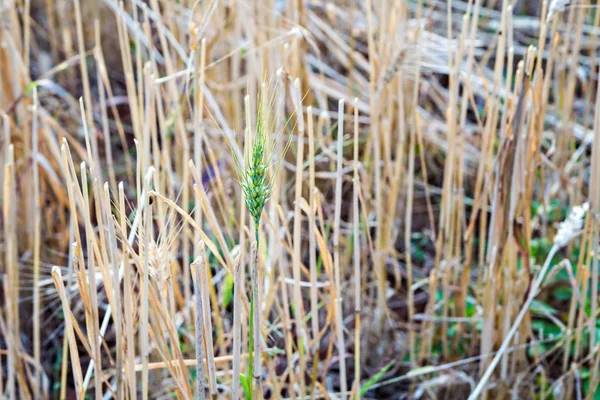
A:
[245,226,259,400]
[246,294,254,400]
[254,220,259,244]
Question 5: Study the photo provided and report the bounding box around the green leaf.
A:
[552,286,572,301]
[240,374,251,400]
[359,360,395,397]
[530,300,558,315]
[527,341,548,358]
[583,375,600,400]
[223,274,234,309]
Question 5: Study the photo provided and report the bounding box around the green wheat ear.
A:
[224,80,297,240]
[242,137,269,231]
[240,96,271,238]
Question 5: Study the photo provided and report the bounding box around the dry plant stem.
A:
[23,0,31,76]
[591,257,600,399]
[135,351,269,372]
[270,77,295,400]
[589,54,600,356]
[80,164,103,399]
[0,296,5,397]
[192,257,207,400]
[190,178,235,274]
[233,254,243,399]
[291,78,308,395]
[469,245,559,400]
[31,87,41,399]
[352,98,361,395]
[118,182,137,399]
[334,99,348,398]
[459,0,483,133]
[575,257,590,364]
[60,146,83,397]
[588,37,600,389]
[3,145,16,400]
[141,168,155,400]
[73,0,94,133]
[265,84,282,320]
[404,115,416,365]
[365,0,386,332]
[565,218,590,370]
[193,38,207,257]
[274,234,295,397]
[52,267,84,399]
[442,16,467,361]
[103,182,122,396]
[421,270,439,362]
[59,218,76,400]
[96,38,118,174]
[200,243,218,396]
[182,85,193,329]
[307,106,319,346]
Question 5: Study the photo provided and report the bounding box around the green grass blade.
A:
[359,360,395,398]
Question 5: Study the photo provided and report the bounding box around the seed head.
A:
[242,131,270,228]
[239,91,275,234]
[224,81,295,237]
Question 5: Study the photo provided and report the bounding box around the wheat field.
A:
[1,0,600,398]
